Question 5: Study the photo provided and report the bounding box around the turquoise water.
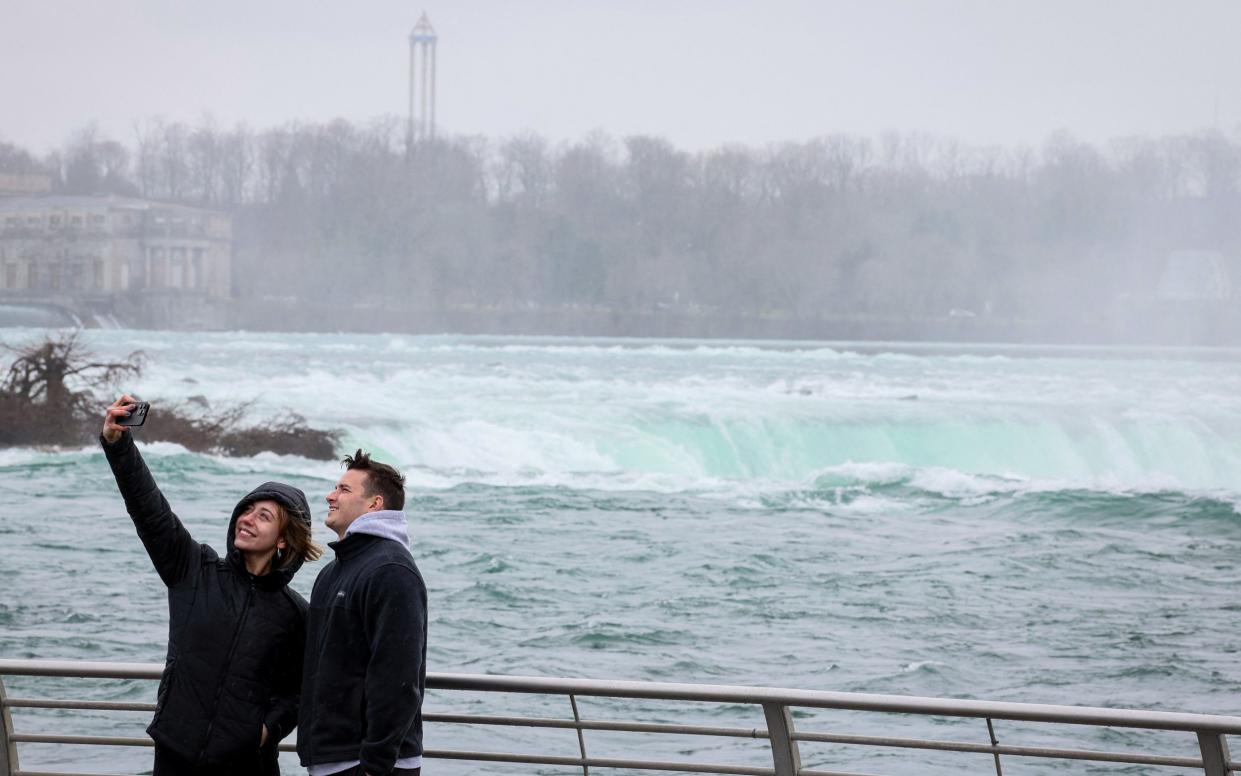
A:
[2,331,1240,774]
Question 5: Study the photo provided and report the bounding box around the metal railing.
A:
[1,658,1238,776]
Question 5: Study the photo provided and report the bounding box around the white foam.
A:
[17,331,1241,496]
[908,467,1024,498]
[812,461,913,486]
[0,445,98,467]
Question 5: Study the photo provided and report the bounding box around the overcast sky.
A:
[3,0,1241,154]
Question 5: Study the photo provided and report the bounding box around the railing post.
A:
[986,717,1003,776]
[569,694,589,776]
[763,703,801,776]
[0,674,18,776]
[1198,731,1232,776]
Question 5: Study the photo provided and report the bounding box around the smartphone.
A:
[116,402,150,427]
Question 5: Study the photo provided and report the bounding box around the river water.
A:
[2,330,1239,774]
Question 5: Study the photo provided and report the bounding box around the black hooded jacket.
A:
[103,432,312,767]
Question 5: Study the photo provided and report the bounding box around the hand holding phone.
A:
[103,395,148,443]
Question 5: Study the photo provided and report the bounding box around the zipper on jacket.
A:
[304,564,343,763]
[198,578,256,766]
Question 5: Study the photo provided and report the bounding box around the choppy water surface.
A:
[2,331,1240,774]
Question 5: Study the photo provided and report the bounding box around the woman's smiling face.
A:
[233,499,286,555]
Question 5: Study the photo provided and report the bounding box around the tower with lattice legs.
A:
[408,12,437,143]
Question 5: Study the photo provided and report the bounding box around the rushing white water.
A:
[65,331,1241,492]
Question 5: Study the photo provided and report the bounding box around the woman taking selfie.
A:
[101,394,322,775]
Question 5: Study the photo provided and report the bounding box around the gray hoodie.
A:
[343,509,411,548]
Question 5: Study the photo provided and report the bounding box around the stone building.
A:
[0,172,54,196]
[0,195,231,326]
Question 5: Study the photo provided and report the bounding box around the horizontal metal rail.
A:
[5,700,156,713]
[2,658,1239,776]
[5,659,1239,734]
[791,730,1205,768]
[9,732,297,753]
[424,750,775,775]
[427,671,1241,735]
[10,734,153,748]
[424,711,770,738]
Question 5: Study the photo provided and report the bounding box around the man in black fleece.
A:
[298,450,427,776]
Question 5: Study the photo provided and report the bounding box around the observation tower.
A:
[408,12,438,143]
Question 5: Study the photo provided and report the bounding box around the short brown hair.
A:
[343,449,406,511]
[279,505,324,568]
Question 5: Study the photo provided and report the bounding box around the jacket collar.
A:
[226,548,294,589]
[328,532,385,562]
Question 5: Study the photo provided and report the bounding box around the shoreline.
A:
[225,297,1241,348]
[4,297,1240,347]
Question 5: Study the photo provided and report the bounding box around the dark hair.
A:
[342,449,406,511]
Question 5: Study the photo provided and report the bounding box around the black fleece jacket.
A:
[297,531,427,775]
[102,432,311,768]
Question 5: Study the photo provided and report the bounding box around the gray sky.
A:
[3,0,1241,154]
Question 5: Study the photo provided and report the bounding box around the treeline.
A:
[3,120,1239,324]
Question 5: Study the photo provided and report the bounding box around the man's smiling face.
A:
[325,469,377,538]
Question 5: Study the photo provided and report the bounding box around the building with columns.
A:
[0,195,231,326]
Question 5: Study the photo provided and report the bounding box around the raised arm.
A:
[101,395,200,587]
[359,564,428,775]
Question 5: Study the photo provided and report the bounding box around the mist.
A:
[2,1,1240,344]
